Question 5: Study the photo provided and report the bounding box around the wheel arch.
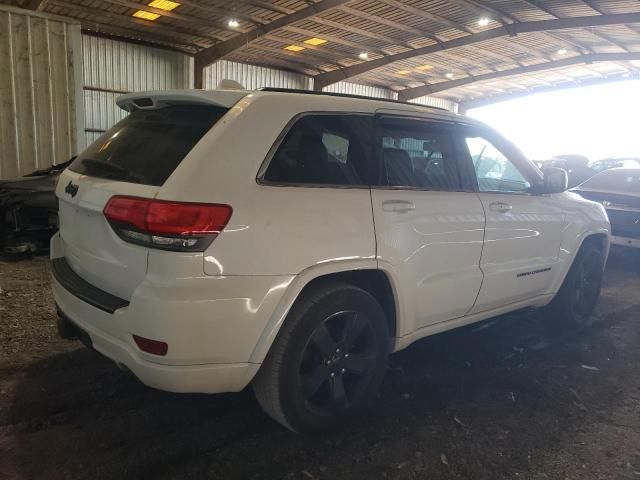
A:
[248,260,399,364]
[550,229,609,295]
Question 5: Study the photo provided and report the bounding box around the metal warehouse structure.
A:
[27,0,640,107]
[1,0,640,176]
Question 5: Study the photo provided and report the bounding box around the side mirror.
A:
[541,167,568,194]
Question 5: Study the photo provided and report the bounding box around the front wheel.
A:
[253,282,389,433]
[550,245,604,325]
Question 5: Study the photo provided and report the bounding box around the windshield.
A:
[579,169,640,193]
[70,105,228,186]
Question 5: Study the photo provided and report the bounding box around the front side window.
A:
[377,119,462,190]
[263,115,372,186]
[465,136,531,193]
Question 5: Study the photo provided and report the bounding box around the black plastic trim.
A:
[258,88,449,111]
[51,257,129,314]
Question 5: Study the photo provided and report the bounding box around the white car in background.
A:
[51,88,610,432]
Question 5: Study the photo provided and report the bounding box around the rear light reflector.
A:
[103,196,232,251]
[133,335,168,356]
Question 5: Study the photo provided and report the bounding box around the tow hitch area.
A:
[56,307,93,350]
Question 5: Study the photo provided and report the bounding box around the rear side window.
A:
[70,105,228,186]
[263,115,373,186]
[377,118,462,190]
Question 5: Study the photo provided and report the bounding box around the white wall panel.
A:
[409,95,459,113]
[203,59,312,90]
[322,81,398,100]
[81,34,193,146]
[0,6,82,179]
[323,81,458,112]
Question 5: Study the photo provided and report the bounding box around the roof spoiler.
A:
[116,89,251,112]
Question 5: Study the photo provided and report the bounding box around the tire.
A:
[253,282,390,433]
[550,244,604,326]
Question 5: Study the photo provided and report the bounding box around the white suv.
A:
[52,88,610,432]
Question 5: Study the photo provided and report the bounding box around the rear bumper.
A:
[55,305,257,393]
[52,257,129,313]
[50,233,294,394]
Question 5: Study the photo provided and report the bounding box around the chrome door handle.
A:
[489,201,512,213]
[382,200,415,213]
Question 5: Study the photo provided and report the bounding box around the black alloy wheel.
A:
[253,282,389,432]
[298,310,377,416]
[551,244,604,325]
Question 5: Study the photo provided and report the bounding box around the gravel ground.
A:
[0,249,639,480]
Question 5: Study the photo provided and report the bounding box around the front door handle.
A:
[489,201,513,213]
[382,200,415,213]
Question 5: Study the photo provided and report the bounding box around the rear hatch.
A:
[56,101,231,300]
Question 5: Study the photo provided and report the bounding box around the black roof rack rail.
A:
[257,87,449,112]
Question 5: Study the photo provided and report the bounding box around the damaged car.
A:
[0,159,72,255]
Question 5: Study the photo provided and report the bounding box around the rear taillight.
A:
[103,196,232,252]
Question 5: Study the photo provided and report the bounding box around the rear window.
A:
[70,105,227,186]
[262,114,373,186]
[580,170,640,193]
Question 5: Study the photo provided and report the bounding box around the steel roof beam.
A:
[397,52,640,100]
[312,12,640,88]
[373,0,474,34]
[337,5,440,43]
[22,0,48,11]
[518,0,630,52]
[49,0,217,46]
[460,71,640,109]
[98,0,230,37]
[195,0,352,66]
[281,25,387,56]
[83,27,197,54]
[234,0,295,16]
[450,0,595,55]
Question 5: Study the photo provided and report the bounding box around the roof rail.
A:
[257,87,448,112]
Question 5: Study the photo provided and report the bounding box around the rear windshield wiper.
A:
[81,158,147,183]
[81,158,128,175]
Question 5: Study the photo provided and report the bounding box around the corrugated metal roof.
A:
[30,0,640,106]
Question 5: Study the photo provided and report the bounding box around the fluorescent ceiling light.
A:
[304,37,327,46]
[284,45,305,52]
[147,0,180,11]
[132,10,160,20]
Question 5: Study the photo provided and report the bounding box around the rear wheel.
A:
[253,282,389,433]
[551,244,604,325]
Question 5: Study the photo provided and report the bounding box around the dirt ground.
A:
[1,250,639,480]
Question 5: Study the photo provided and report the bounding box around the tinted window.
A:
[465,136,531,193]
[263,115,372,185]
[70,105,227,186]
[580,170,640,192]
[378,119,461,190]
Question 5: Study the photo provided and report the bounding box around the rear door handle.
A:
[382,200,415,213]
[489,201,512,213]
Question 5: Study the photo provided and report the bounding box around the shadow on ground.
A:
[2,249,640,480]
